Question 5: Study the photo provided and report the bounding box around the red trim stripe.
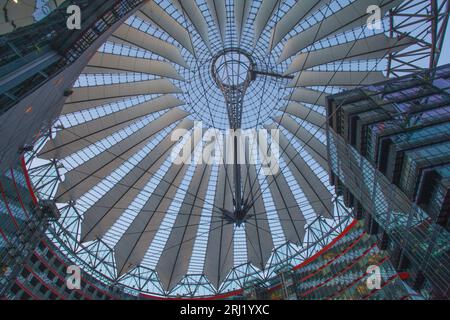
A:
[325,256,389,300]
[40,240,115,299]
[33,251,92,300]
[20,156,38,206]
[299,231,366,282]
[301,242,378,297]
[15,280,39,300]
[0,225,10,243]
[362,274,399,300]
[24,265,66,300]
[293,219,358,271]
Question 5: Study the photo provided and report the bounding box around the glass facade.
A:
[327,64,450,299]
[0,0,146,117]
[0,159,130,300]
[239,221,416,300]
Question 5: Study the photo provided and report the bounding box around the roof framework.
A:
[22,0,448,297]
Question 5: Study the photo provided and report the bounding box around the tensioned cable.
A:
[48,117,336,225]
[52,125,229,215]
[246,0,421,209]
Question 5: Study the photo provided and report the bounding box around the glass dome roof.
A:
[26,0,421,296]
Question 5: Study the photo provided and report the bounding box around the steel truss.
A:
[387,0,450,76]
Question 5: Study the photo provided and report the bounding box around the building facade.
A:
[0,159,132,300]
[326,64,450,299]
[241,220,419,300]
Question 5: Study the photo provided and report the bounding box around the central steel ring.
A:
[211,48,255,88]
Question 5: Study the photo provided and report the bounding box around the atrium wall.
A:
[238,220,419,300]
[0,159,131,300]
[326,64,450,299]
[0,0,146,172]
